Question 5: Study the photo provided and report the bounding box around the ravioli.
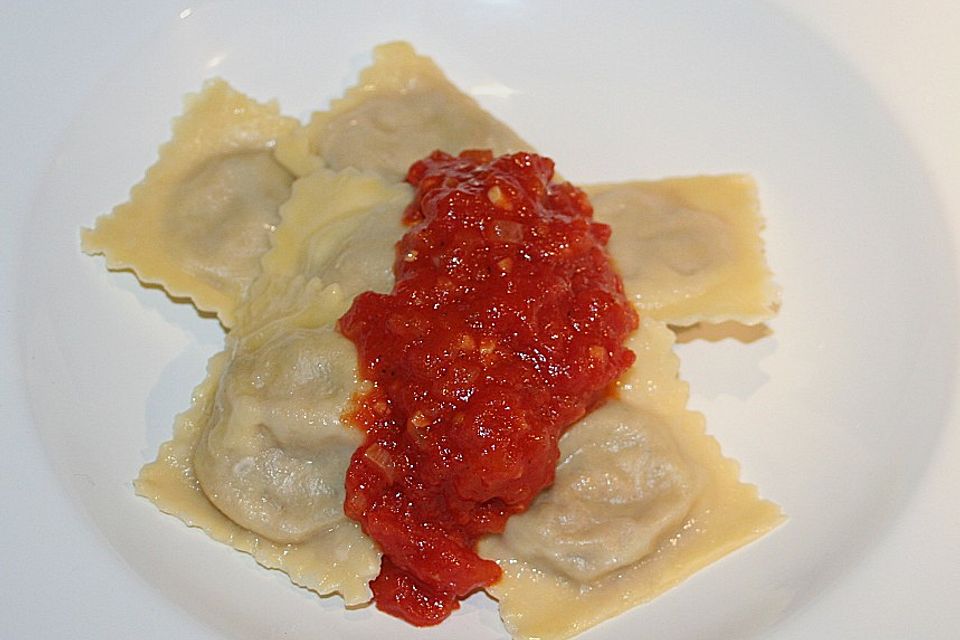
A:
[587,176,779,326]
[478,319,783,640]
[86,42,783,640]
[85,49,775,329]
[82,79,298,327]
[136,351,379,605]
[137,169,412,603]
[274,41,533,180]
[133,162,781,628]
[193,325,362,544]
[235,169,410,330]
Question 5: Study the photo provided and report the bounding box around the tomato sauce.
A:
[338,150,638,625]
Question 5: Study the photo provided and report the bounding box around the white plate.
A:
[3,1,959,639]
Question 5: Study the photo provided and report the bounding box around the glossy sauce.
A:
[339,150,638,625]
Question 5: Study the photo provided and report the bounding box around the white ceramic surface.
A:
[3,2,958,639]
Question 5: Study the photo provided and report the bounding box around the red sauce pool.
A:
[338,150,638,625]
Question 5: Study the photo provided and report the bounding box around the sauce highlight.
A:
[339,150,638,624]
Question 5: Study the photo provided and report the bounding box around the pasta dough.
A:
[135,350,380,605]
[85,46,777,330]
[494,400,704,585]
[80,41,784,640]
[137,169,412,604]
[478,319,783,640]
[82,79,298,327]
[193,326,362,544]
[587,176,779,326]
[274,41,533,180]
[129,168,780,632]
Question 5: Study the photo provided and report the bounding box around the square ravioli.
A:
[275,41,534,180]
[587,176,780,326]
[82,79,299,327]
[87,44,777,330]
[478,319,782,640]
[137,169,413,604]
[83,40,783,640]
[135,163,780,639]
[135,351,379,605]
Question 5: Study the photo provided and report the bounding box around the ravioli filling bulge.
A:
[95,42,782,640]
[477,319,783,640]
[87,56,777,330]
[587,175,779,326]
[275,41,533,180]
[82,79,298,327]
[193,326,361,544]
[137,169,412,604]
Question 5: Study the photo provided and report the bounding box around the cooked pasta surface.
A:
[275,41,533,180]
[83,40,782,640]
[135,351,380,605]
[137,169,411,603]
[478,319,782,640]
[587,176,779,326]
[82,79,298,327]
[86,49,777,330]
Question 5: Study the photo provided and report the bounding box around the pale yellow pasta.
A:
[478,319,783,640]
[235,169,411,331]
[94,167,777,332]
[275,41,533,180]
[85,51,776,331]
[131,168,781,622]
[494,400,704,585]
[587,176,779,326]
[82,79,299,327]
[98,43,783,638]
[193,325,362,545]
[135,350,379,605]
[137,169,411,604]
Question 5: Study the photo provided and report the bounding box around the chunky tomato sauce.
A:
[338,150,638,625]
